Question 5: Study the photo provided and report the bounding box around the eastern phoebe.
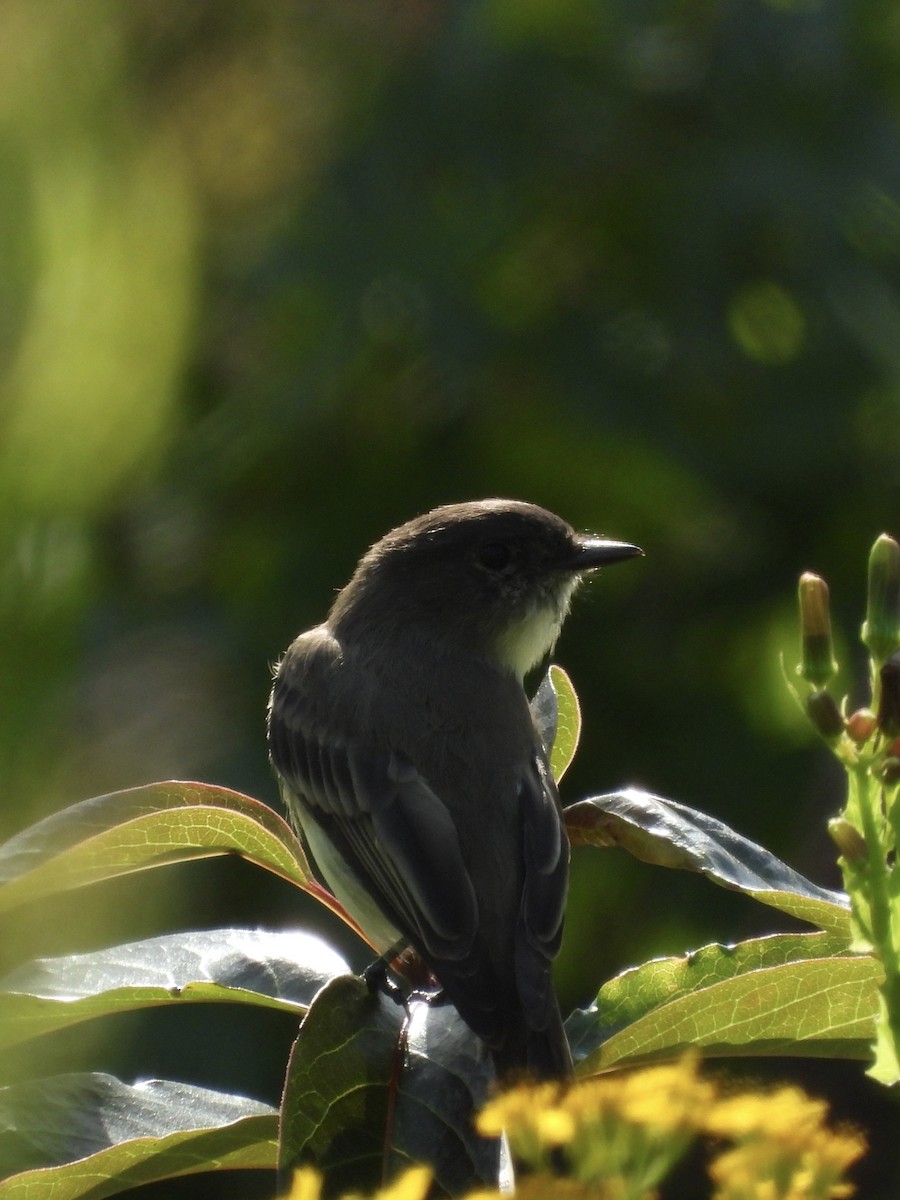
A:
[268,499,641,1080]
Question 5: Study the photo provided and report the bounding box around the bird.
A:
[267,499,641,1080]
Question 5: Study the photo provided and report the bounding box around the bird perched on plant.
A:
[267,499,641,1080]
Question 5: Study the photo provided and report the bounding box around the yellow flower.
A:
[707,1086,866,1199]
[513,1178,615,1198]
[600,1056,715,1134]
[464,1181,616,1199]
[476,1081,567,1140]
[476,1055,712,1190]
[283,1167,323,1200]
[706,1087,829,1142]
[281,1165,432,1200]
[555,1053,714,1146]
[370,1165,433,1200]
[286,1067,866,1200]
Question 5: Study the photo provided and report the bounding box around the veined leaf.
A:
[0,928,349,1051]
[0,782,310,916]
[279,974,405,1194]
[397,998,501,1193]
[0,1074,276,1196]
[565,787,850,935]
[567,931,856,1061]
[529,665,581,782]
[0,782,372,944]
[280,976,502,1197]
[548,665,581,782]
[574,955,880,1073]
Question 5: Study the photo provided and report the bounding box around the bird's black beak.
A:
[565,537,643,571]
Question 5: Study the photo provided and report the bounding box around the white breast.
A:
[494,598,568,680]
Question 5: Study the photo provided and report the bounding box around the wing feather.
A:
[269,681,478,963]
[515,753,569,1029]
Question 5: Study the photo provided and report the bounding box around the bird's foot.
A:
[362,958,408,1009]
[409,985,450,1007]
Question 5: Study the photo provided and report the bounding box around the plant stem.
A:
[851,764,900,1081]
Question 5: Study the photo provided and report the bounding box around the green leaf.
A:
[529,668,559,759]
[0,929,349,1052]
[0,782,309,909]
[0,1073,277,1196]
[566,931,854,1061]
[548,664,581,782]
[279,974,404,1194]
[529,665,581,782]
[0,780,327,912]
[565,787,850,935]
[279,976,501,1197]
[574,954,880,1073]
[395,998,501,1194]
[740,889,851,936]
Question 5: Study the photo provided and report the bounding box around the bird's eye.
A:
[477,542,513,572]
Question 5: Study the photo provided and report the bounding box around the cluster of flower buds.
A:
[798,535,900,779]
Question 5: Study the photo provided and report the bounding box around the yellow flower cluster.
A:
[284,1163,433,1200]
[477,1054,714,1195]
[280,1059,866,1200]
[705,1086,867,1200]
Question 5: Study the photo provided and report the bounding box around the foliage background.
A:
[2,0,900,1195]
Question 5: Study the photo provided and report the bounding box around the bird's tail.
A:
[492,996,573,1083]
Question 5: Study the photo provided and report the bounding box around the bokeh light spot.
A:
[727,280,806,365]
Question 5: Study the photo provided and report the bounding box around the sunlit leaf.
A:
[548,665,581,782]
[0,1073,276,1197]
[279,974,404,1194]
[574,955,880,1073]
[565,787,850,935]
[0,929,349,1051]
[530,666,581,783]
[566,931,854,1062]
[0,782,311,915]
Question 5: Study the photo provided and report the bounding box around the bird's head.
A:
[329,499,642,679]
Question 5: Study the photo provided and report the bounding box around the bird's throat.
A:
[493,595,572,680]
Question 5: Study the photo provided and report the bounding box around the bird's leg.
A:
[362,957,409,1010]
[409,985,451,1007]
[390,948,450,1008]
[364,949,451,1009]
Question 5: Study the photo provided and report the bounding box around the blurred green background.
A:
[3,0,900,1194]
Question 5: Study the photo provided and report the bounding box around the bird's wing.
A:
[515,751,569,1031]
[268,671,479,965]
[269,636,570,1053]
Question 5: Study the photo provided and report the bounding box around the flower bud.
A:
[881,758,900,787]
[805,689,844,740]
[828,817,867,864]
[878,651,900,738]
[846,708,877,745]
[798,573,838,686]
[862,534,900,666]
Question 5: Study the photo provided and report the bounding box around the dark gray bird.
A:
[267,499,641,1080]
